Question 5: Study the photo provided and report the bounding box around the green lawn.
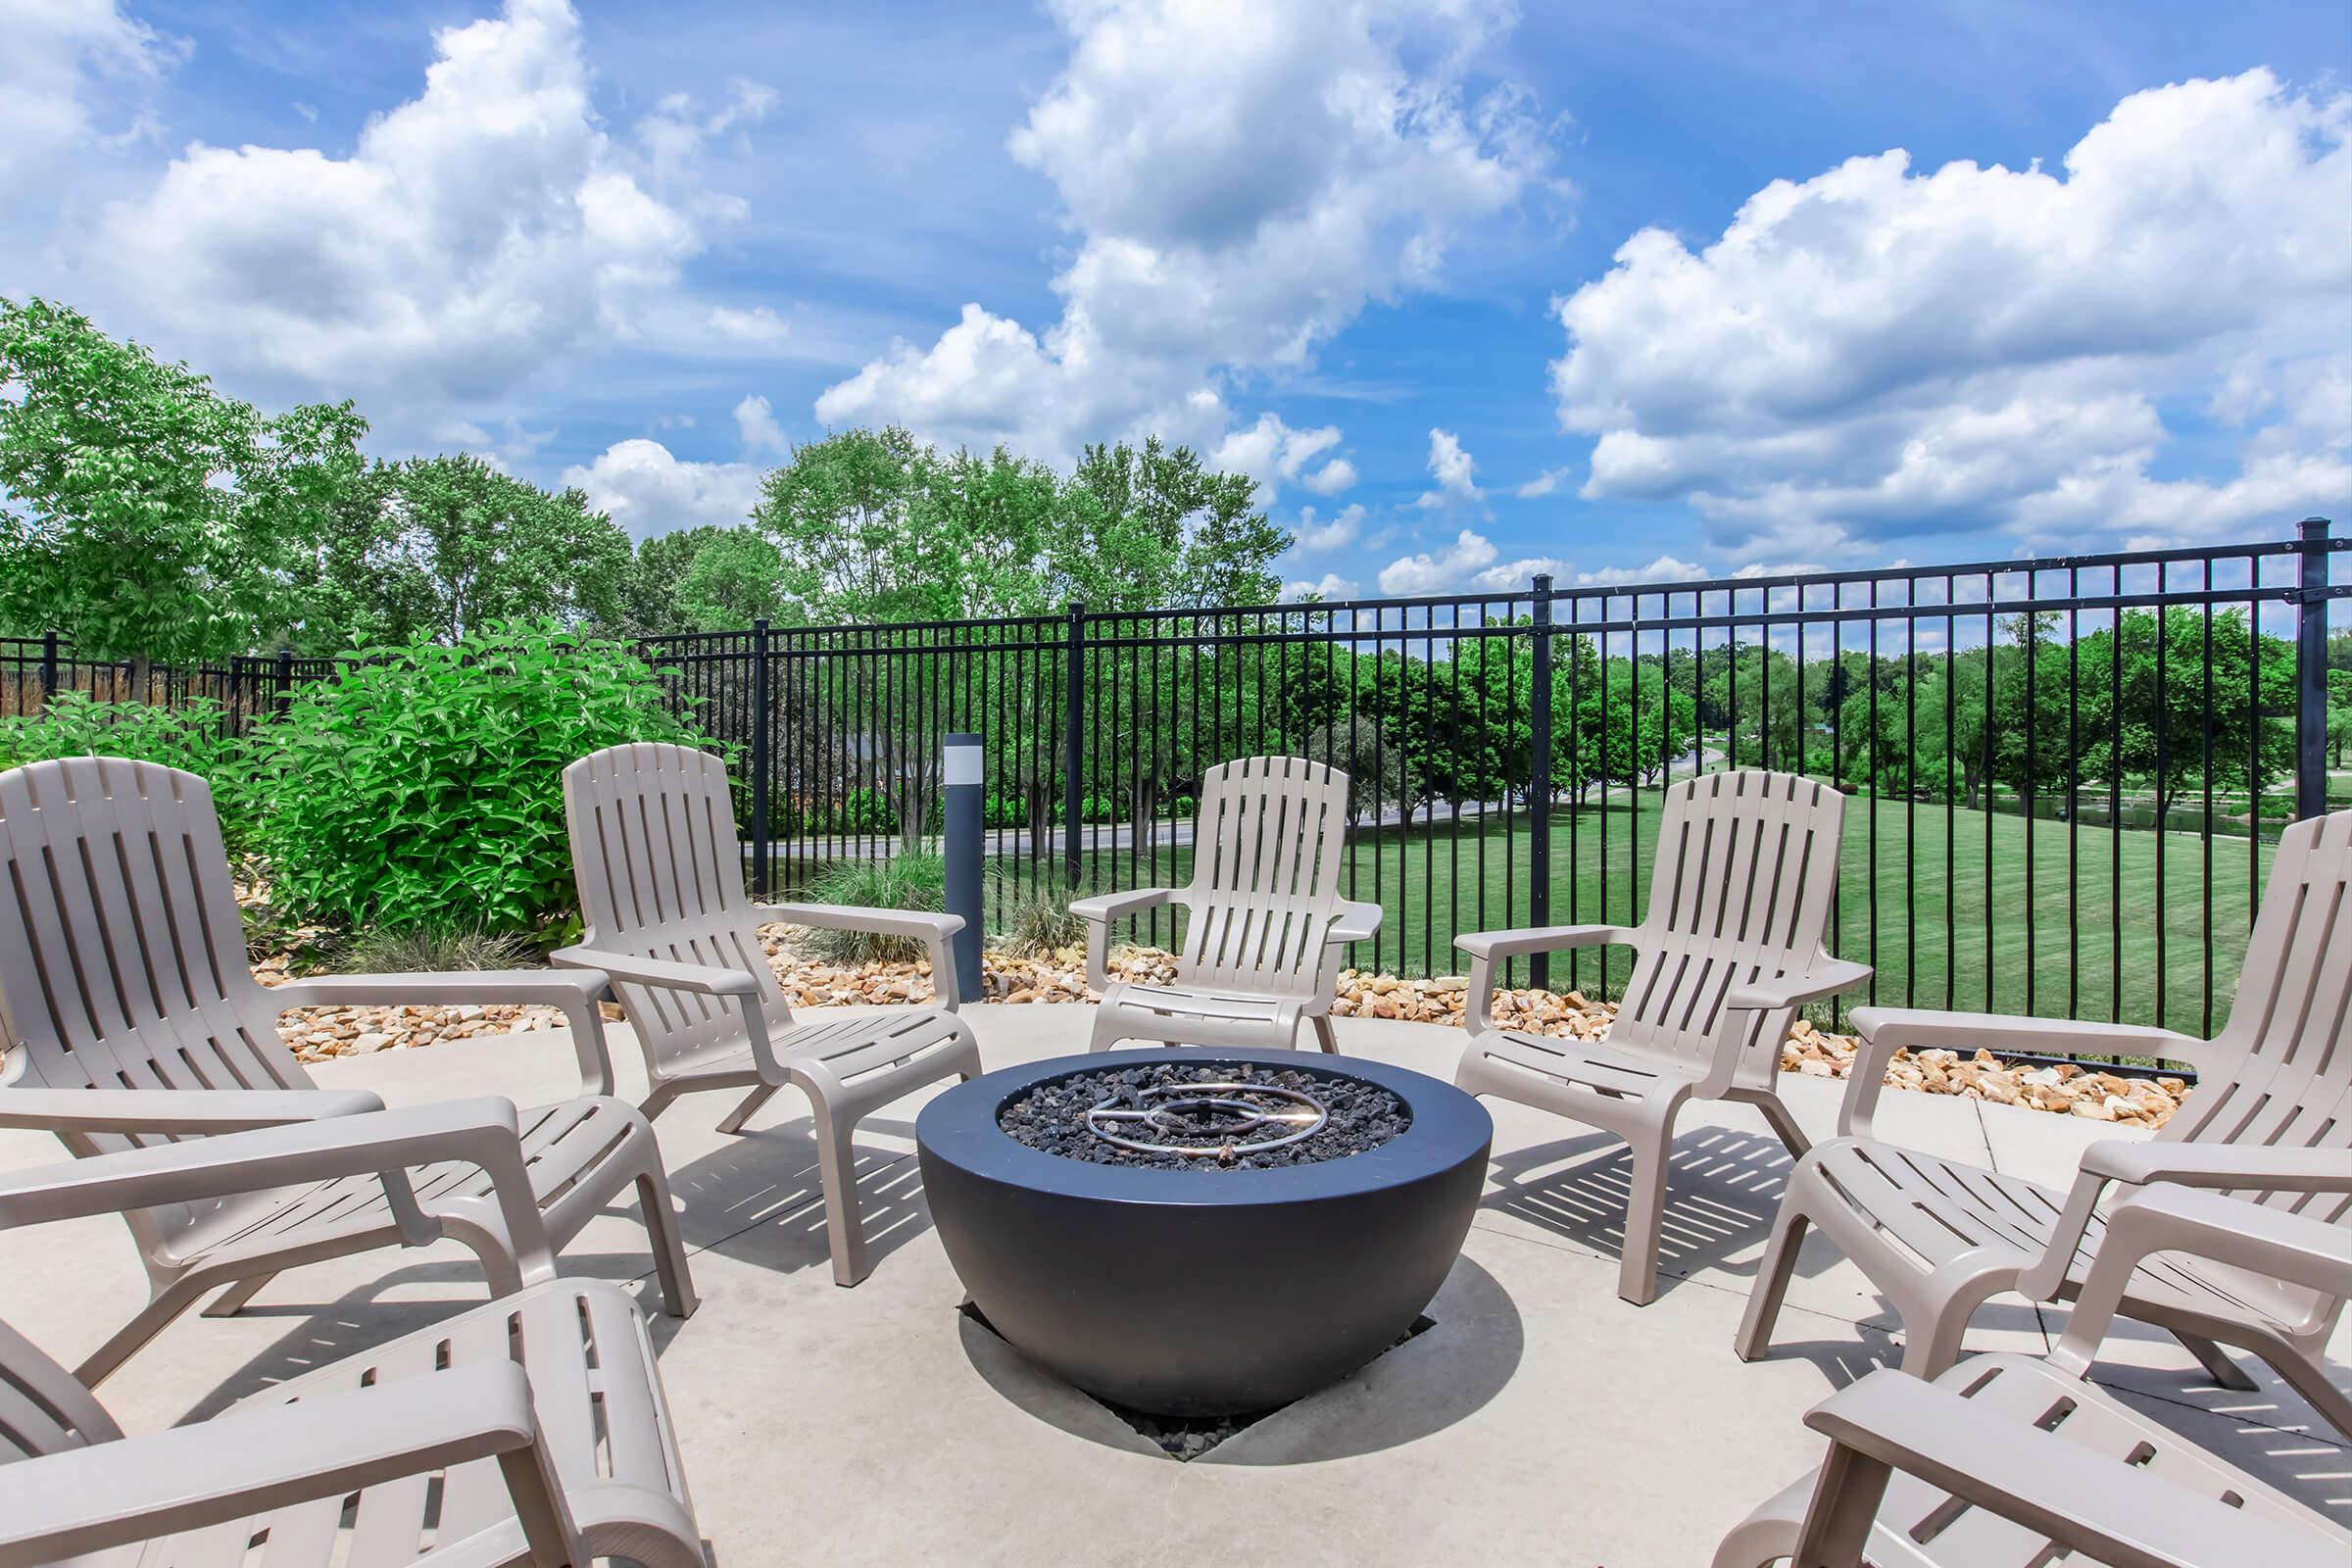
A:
[1038,792,2277,1035]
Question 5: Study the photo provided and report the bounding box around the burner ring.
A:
[1085,1080,1330,1158]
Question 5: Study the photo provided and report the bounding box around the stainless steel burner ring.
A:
[1085,1080,1330,1158]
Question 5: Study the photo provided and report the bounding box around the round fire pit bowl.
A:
[917,1049,1493,1416]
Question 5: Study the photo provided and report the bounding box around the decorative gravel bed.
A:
[997,1060,1407,1170]
[259,927,2186,1128]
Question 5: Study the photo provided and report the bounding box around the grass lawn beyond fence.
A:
[1042,791,2275,1038]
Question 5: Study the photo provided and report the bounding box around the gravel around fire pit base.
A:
[998,1060,1407,1170]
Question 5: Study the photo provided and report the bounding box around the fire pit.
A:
[917,1049,1492,1416]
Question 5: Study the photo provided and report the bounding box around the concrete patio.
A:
[4,1006,2345,1565]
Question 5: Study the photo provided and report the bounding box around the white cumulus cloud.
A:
[1515,466,1571,499]
[1210,413,1357,502]
[78,0,768,406]
[1293,503,1366,553]
[817,0,1553,485]
[1550,69,2352,557]
[1415,426,1484,511]
[1377,528,1563,595]
[0,0,177,207]
[733,393,787,453]
[562,438,764,540]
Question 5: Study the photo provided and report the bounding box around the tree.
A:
[676,528,793,631]
[289,455,630,650]
[752,425,947,622]
[604,524,729,638]
[1303,714,1402,825]
[0,298,366,667]
[1056,438,1287,611]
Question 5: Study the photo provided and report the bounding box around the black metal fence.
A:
[0,633,337,730]
[8,519,2346,1045]
[642,518,2349,1042]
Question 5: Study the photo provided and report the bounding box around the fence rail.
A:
[8,518,2346,1059]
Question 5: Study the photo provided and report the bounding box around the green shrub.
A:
[0,693,265,849]
[990,865,1087,956]
[793,854,945,963]
[255,621,697,935]
[331,923,538,974]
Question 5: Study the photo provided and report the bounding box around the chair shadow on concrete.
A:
[657,1115,936,1280]
[1483,1121,2048,1341]
[1480,1123,1799,1299]
[959,1254,1525,1466]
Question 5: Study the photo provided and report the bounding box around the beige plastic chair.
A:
[1737,808,2352,1432]
[1071,756,1381,1054]
[1715,1182,2351,1568]
[1452,769,1870,1305]
[0,1140,704,1567]
[0,757,695,1387]
[557,742,982,1287]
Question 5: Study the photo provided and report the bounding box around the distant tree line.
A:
[0,299,1291,662]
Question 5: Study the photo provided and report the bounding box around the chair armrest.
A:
[0,1087,384,1135]
[1699,956,1877,1099]
[0,1361,580,1566]
[753,904,964,1011]
[1836,1006,2198,1141]
[1794,1364,2332,1568]
[1329,900,1382,945]
[1457,924,1641,1036]
[1069,888,1179,991]
[550,946,760,999]
[272,967,620,1100]
[1453,923,1638,962]
[0,1098,554,1284]
[1723,956,1873,1014]
[2046,1184,2352,1374]
[2017,1144,2352,1304]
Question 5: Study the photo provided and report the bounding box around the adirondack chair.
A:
[1452,769,1869,1305]
[0,1134,704,1568]
[1071,756,1382,1054]
[0,758,696,1388]
[1716,1182,2351,1568]
[1736,808,2352,1435]
[557,742,982,1287]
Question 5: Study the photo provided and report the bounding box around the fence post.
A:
[751,617,772,897]
[1063,603,1087,888]
[2295,516,2331,821]
[1528,574,1554,992]
[272,648,295,717]
[38,630,58,714]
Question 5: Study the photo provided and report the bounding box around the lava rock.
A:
[997,1060,1408,1170]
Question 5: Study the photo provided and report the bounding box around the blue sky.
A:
[6,0,2347,597]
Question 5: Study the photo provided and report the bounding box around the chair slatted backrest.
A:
[1611,770,1847,1076]
[564,744,791,1071]
[0,758,311,1253]
[0,1315,122,1463]
[2168,809,2352,1230]
[1175,757,1353,1000]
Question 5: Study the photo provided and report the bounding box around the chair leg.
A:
[1897,1297,1977,1380]
[75,1276,212,1387]
[1735,1205,1809,1362]
[1087,1006,1125,1054]
[2266,1341,2352,1439]
[2170,1328,2260,1393]
[201,1272,276,1319]
[1308,1014,1339,1054]
[1618,1141,1673,1306]
[1748,1092,1811,1160]
[809,1100,870,1288]
[714,1082,782,1136]
[635,1168,701,1319]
